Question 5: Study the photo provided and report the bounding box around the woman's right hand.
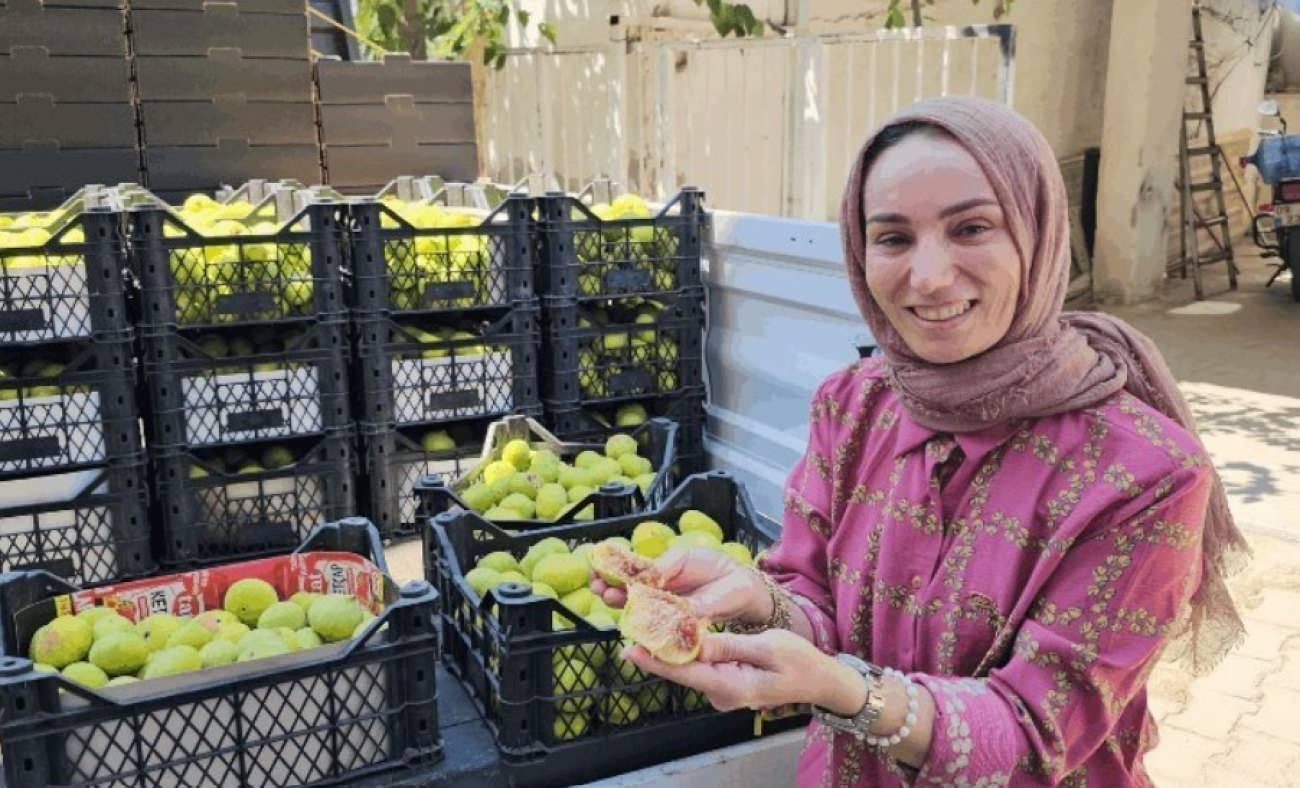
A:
[590,547,772,625]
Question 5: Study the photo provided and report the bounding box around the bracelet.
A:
[725,571,792,634]
[864,668,919,749]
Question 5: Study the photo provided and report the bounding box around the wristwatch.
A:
[811,653,887,739]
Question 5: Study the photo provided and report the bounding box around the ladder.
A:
[1176,2,1238,300]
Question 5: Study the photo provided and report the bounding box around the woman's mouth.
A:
[908,300,975,324]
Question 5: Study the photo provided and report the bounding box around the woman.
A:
[594,97,1250,786]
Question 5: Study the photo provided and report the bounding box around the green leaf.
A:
[705,0,722,16]
[494,52,507,69]
[539,21,557,44]
[516,8,530,27]
[495,5,510,25]
[483,40,502,65]
[884,6,906,28]
[375,2,398,36]
[711,6,734,37]
[733,5,761,37]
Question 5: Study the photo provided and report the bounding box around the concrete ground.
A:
[1108,249,1300,787]
[384,245,1300,785]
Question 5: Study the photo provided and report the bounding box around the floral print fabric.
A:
[760,357,1211,787]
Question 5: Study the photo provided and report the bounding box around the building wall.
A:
[1164,0,1276,267]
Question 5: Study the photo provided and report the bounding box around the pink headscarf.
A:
[841,96,1248,672]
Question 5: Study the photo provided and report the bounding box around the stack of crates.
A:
[316,54,476,194]
[129,186,355,567]
[0,0,140,210]
[0,195,151,585]
[348,180,540,538]
[127,0,321,199]
[536,186,709,476]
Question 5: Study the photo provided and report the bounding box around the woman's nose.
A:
[908,237,957,294]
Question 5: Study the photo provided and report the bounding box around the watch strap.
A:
[811,654,887,738]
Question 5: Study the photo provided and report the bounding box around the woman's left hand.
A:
[622,629,850,713]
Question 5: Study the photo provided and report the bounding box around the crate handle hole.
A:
[23,757,32,772]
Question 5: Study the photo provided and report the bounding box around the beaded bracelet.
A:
[864,668,919,749]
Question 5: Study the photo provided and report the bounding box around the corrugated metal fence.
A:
[480,24,1016,221]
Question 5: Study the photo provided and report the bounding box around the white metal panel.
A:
[478,25,1016,220]
[580,729,804,787]
[702,208,870,525]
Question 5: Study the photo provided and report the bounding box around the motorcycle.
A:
[1242,99,1300,301]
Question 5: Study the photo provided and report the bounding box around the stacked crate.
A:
[316,54,477,194]
[0,198,151,585]
[0,0,140,210]
[536,189,709,476]
[128,0,321,201]
[426,472,805,784]
[0,519,445,787]
[130,191,355,567]
[348,192,540,538]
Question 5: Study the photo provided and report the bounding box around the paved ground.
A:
[385,246,1300,785]
[1108,250,1300,787]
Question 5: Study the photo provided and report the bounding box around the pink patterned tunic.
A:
[759,357,1211,787]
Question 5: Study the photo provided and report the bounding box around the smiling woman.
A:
[859,123,1021,365]
[595,96,1253,787]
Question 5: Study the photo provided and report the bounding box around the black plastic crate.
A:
[141,141,323,195]
[0,455,151,586]
[0,518,443,788]
[0,209,132,343]
[349,195,532,316]
[128,0,303,13]
[316,55,471,104]
[0,4,127,58]
[0,98,136,149]
[316,55,473,158]
[140,319,350,449]
[129,199,345,329]
[541,290,704,404]
[133,53,314,103]
[536,189,704,302]
[152,430,357,567]
[0,148,141,210]
[545,388,707,477]
[322,142,478,192]
[424,472,801,783]
[319,103,475,148]
[0,334,142,478]
[413,414,678,529]
[0,49,133,104]
[127,8,310,59]
[354,308,540,429]
[358,421,498,540]
[140,100,319,147]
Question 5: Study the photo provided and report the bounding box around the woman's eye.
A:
[957,223,991,238]
[874,235,909,247]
